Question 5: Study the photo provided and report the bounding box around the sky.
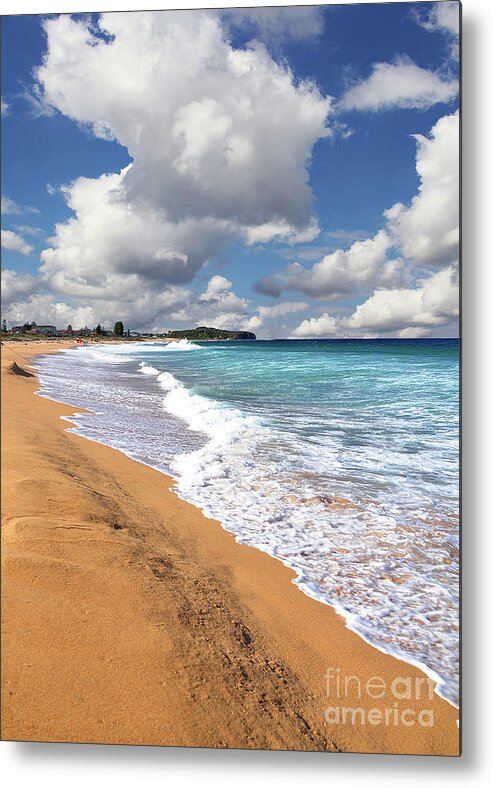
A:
[1,2,460,337]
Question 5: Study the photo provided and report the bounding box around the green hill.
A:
[166,326,256,340]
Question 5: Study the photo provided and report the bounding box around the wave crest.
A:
[162,339,203,351]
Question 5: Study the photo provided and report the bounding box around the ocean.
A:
[35,337,460,706]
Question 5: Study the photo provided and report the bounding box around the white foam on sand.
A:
[154,369,459,708]
[33,344,459,708]
[139,362,160,376]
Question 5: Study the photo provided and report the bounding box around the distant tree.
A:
[114,321,124,337]
[67,324,73,332]
[166,326,257,341]
[2,319,7,332]
[95,324,102,335]
[23,322,32,332]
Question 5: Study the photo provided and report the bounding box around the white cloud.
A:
[340,57,458,112]
[425,0,460,36]
[199,275,249,314]
[1,279,193,333]
[345,266,459,333]
[20,82,56,118]
[255,230,406,298]
[1,269,38,308]
[1,266,251,335]
[240,314,263,332]
[1,271,106,330]
[244,219,320,247]
[13,224,45,237]
[292,312,340,338]
[1,99,9,117]
[200,275,233,299]
[33,11,332,302]
[240,300,309,337]
[257,301,309,320]
[160,275,252,333]
[3,293,96,330]
[1,196,21,215]
[385,111,459,267]
[291,266,458,338]
[256,110,459,303]
[1,194,39,216]
[398,326,433,339]
[416,1,460,60]
[40,168,231,295]
[1,229,33,256]
[222,6,324,45]
[289,110,459,339]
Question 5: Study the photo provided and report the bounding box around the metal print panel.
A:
[1,1,460,755]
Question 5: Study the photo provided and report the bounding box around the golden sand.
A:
[1,341,459,753]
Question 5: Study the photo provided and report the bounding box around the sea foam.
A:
[34,339,459,707]
[162,338,203,351]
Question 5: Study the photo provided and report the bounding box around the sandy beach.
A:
[1,341,459,754]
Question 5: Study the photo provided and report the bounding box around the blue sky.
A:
[1,3,459,337]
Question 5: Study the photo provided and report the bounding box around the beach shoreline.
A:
[1,340,459,754]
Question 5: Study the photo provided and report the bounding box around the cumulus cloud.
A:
[3,292,97,330]
[255,230,406,298]
[340,56,458,112]
[291,312,340,338]
[256,110,458,304]
[199,275,250,314]
[1,267,250,335]
[292,267,458,338]
[1,229,33,256]
[288,110,459,339]
[33,11,332,305]
[160,274,252,332]
[1,99,9,117]
[1,265,304,337]
[1,274,193,332]
[385,111,459,267]
[345,266,459,333]
[40,168,232,296]
[1,269,38,308]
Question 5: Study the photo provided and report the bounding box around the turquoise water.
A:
[35,338,460,705]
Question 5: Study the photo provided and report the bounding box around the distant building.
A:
[32,325,57,336]
[55,328,93,337]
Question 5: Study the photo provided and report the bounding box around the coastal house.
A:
[55,328,93,338]
[32,325,57,336]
